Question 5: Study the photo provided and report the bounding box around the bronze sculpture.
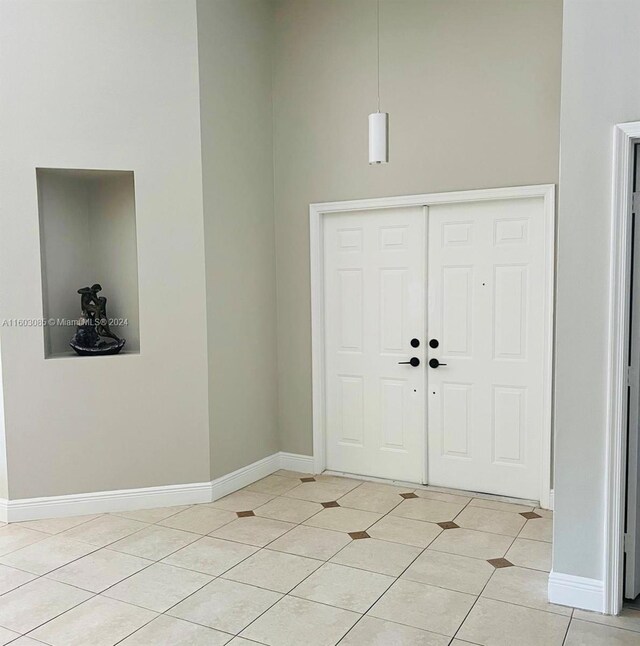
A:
[70,284,125,356]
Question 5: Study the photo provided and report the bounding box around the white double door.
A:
[324,198,546,499]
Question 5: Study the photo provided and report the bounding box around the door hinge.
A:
[627,366,635,388]
[633,192,640,215]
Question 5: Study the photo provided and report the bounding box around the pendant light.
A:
[369,0,388,164]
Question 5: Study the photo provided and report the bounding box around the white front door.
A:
[426,198,546,500]
[324,206,426,482]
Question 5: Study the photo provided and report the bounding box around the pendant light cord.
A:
[377,0,381,113]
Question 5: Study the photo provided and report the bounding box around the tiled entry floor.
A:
[0,473,636,645]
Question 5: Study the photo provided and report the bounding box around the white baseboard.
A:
[210,453,281,501]
[0,481,212,523]
[548,571,604,613]
[0,451,315,523]
[548,489,554,511]
[279,452,314,474]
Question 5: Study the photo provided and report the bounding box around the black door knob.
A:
[399,357,420,367]
[429,339,439,348]
[410,338,420,348]
[429,358,447,369]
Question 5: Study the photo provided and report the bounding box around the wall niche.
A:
[37,168,140,358]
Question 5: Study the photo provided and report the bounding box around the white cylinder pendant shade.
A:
[368,112,389,164]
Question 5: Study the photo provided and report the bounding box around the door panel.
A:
[324,207,425,482]
[427,198,545,500]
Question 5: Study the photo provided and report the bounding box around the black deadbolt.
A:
[410,338,420,348]
[429,339,439,349]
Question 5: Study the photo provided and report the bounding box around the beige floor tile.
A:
[535,507,553,519]
[274,469,314,478]
[283,481,356,503]
[0,534,96,574]
[291,562,393,612]
[303,507,382,533]
[227,639,262,645]
[210,516,295,547]
[158,507,236,535]
[573,607,640,632]
[245,475,300,496]
[254,496,323,523]
[414,489,472,505]
[468,498,535,513]
[402,549,494,595]
[314,475,362,491]
[62,516,148,547]
[223,548,321,593]
[339,616,450,646]
[0,627,19,645]
[209,490,275,512]
[0,564,36,595]
[369,579,476,636]
[331,538,422,576]
[19,514,101,535]
[103,562,212,612]
[7,638,44,645]
[109,524,200,560]
[30,595,156,646]
[565,618,640,645]
[519,517,553,542]
[482,566,571,615]
[428,528,513,560]
[454,506,526,537]
[0,577,92,633]
[47,548,151,592]
[168,578,281,634]
[111,506,190,524]
[367,515,442,548]
[390,498,466,523]
[505,538,552,571]
[240,596,359,646]
[267,525,351,560]
[355,481,416,495]
[119,614,232,645]
[0,525,47,556]
[457,598,570,645]
[336,487,404,514]
[162,536,258,576]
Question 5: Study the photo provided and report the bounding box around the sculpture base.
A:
[70,338,126,356]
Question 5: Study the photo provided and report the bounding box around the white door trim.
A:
[604,122,640,615]
[310,184,555,507]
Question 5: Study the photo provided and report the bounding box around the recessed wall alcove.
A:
[37,168,140,358]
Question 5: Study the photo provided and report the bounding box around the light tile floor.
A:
[0,471,636,644]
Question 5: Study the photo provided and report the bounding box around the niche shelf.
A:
[37,168,140,358]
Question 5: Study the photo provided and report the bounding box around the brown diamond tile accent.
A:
[300,477,316,483]
[487,558,514,569]
[400,492,418,499]
[348,531,370,540]
[321,501,340,508]
[437,521,459,530]
[236,510,255,518]
[520,511,542,520]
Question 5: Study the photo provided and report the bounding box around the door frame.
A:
[604,122,640,615]
[310,184,555,508]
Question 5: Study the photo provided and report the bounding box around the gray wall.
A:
[197,0,280,478]
[553,0,640,583]
[272,0,563,455]
[0,0,210,498]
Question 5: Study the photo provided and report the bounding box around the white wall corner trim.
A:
[548,571,605,613]
[603,122,640,615]
[0,452,315,523]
